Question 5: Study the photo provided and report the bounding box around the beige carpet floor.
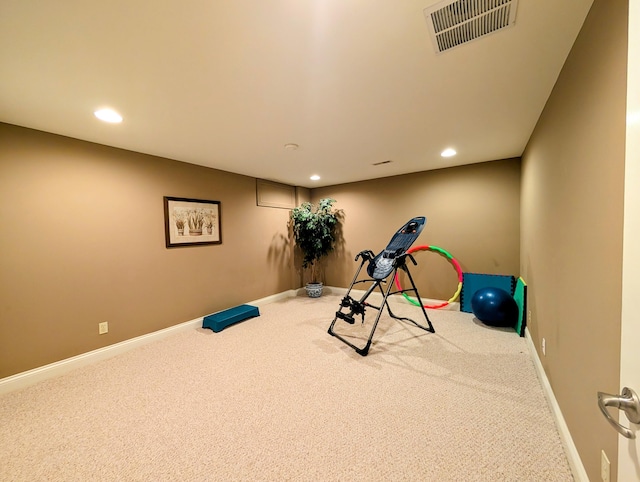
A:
[0,294,573,481]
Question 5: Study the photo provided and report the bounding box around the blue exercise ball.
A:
[471,287,518,327]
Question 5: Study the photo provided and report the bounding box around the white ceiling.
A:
[0,0,593,188]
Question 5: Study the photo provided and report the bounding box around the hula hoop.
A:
[393,245,462,309]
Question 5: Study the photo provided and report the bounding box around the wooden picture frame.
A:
[164,196,221,248]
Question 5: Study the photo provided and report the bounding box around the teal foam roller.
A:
[203,304,260,333]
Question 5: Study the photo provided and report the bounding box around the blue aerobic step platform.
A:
[202,304,260,333]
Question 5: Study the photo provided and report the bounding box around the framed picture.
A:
[164,196,221,248]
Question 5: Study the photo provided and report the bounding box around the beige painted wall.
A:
[0,126,520,379]
[312,158,521,301]
[520,0,627,480]
[0,123,296,378]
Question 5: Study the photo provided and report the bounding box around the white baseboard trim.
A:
[250,289,298,306]
[2,289,585,480]
[0,290,297,395]
[525,328,588,482]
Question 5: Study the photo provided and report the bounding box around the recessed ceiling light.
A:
[94,108,122,123]
[310,175,320,181]
[284,143,299,150]
[441,148,456,158]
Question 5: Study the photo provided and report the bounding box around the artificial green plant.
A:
[290,198,339,283]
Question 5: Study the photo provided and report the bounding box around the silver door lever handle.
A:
[597,387,640,439]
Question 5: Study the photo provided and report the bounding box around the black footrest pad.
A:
[336,311,355,324]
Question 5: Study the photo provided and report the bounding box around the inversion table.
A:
[328,216,435,356]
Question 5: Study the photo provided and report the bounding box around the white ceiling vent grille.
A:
[424,0,519,53]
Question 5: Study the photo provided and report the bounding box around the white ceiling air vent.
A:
[424,0,519,53]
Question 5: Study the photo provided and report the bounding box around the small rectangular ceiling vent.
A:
[424,0,519,53]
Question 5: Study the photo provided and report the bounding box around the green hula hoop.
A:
[393,245,462,309]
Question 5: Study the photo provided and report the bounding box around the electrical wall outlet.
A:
[541,337,546,356]
[601,450,610,482]
[99,321,109,335]
[528,309,532,323]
